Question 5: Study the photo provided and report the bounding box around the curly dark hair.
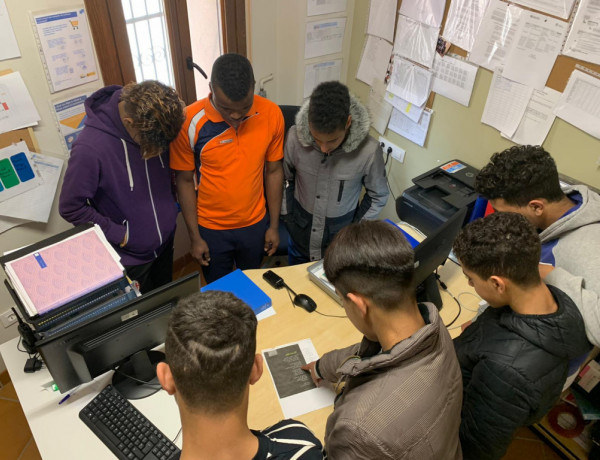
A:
[211,53,255,101]
[324,220,415,310]
[452,212,541,287]
[165,291,257,413]
[120,80,185,159]
[308,81,350,133]
[475,145,564,206]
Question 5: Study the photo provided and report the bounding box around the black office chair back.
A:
[279,105,301,142]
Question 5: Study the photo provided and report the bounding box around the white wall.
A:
[0,0,104,372]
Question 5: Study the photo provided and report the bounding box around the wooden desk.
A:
[0,260,478,458]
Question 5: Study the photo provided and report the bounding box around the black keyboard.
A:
[79,385,180,460]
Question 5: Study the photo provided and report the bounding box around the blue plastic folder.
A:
[201,269,272,316]
[384,219,420,248]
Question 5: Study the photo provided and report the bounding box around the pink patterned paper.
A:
[8,230,123,315]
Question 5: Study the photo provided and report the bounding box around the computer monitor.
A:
[35,272,200,399]
[413,207,468,309]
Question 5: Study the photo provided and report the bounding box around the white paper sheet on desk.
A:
[367,0,397,42]
[502,87,560,146]
[481,69,533,137]
[305,18,346,59]
[369,80,394,134]
[262,339,335,419]
[563,0,600,66]
[443,0,491,52]
[304,60,342,98]
[509,0,575,20]
[0,0,20,61]
[393,15,439,68]
[432,54,478,107]
[388,107,433,147]
[307,0,347,17]
[0,151,63,222]
[387,57,433,107]
[502,12,568,90]
[356,35,393,86]
[399,0,446,28]
[0,72,41,134]
[468,0,523,72]
[384,92,425,123]
[553,70,600,140]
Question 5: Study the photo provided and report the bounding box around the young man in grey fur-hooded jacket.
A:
[281,81,389,264]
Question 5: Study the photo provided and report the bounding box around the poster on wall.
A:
[31,8,98,93]
[0,0,20,61]
[51,93,89,154]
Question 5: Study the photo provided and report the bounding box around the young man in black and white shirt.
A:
[157,290,323,460]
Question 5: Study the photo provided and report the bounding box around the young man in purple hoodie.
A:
[59,81,185,293]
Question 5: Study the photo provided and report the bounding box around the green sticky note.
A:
[0,159,20,189]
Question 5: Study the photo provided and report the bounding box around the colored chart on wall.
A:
[0,142,42,203]
[52,93,89,154]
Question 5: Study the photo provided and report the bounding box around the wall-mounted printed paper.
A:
[356,35,393,86]
[468,0,524,72]
[553,70,600,140]
[502,87,560,145]
[0,150,63,223]
[52,93,89,154]
[367,0,397,42]
[563,0,600,66]
[307,0,347,17]
[0,142,43,203]
[481,69,533,137]
[384,92,426,123]
[387,57,433,107]
[393,15,439,68]
[502,12,568,90]
[305,18,346,59]
[0,1,20,61]
[432,54,478,106]
[400,0,447,28]
[32,8,98,93]
[262,339,335,418]
[0,72,41,134]
[304,60,342,98]
[388,107,433,146]
[443,0,491,52]
[510,0,576,20]
[369,80,394,134]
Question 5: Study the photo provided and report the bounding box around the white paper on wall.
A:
[443,0,491,52]
[393,15,439,68]
[386,57,433,107]
[563,0,600,66]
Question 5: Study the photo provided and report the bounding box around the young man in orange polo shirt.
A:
[171,54,284,283]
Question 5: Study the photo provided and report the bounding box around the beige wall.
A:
[0,0,104,371]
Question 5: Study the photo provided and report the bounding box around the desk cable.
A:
[111,365,163,389]
[283,287,346,319]
[436,273,462,328]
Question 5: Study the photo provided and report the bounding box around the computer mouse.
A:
[293,293,317,313]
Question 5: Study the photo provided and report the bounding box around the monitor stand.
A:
[112,350,164,400]
[416,273,443,310]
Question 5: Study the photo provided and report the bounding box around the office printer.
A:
[396,160,479,235]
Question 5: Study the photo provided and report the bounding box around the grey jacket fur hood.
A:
[294,94,371,153]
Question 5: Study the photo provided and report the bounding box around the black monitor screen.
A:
[413,207,468,309]
[36,272,200,398]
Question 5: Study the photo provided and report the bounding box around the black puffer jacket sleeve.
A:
[460,358,533,460]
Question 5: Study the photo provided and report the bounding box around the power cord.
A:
[382,143,397,202]
[111,366,163,388]
[436,273,462,328]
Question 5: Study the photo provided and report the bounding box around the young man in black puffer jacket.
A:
[453,212,591,460]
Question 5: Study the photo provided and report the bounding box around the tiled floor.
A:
[0,257,567,459]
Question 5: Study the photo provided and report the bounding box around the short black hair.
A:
[120,80,185,158]
[453,212,541,287]
[308,81,350,133]
[475,145,564,206]
[211,53,255,101]
[164,291,257,414]
[324,220,415,310]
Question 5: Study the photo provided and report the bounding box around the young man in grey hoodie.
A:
[281,81,388,264]
[475,145,600,348]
